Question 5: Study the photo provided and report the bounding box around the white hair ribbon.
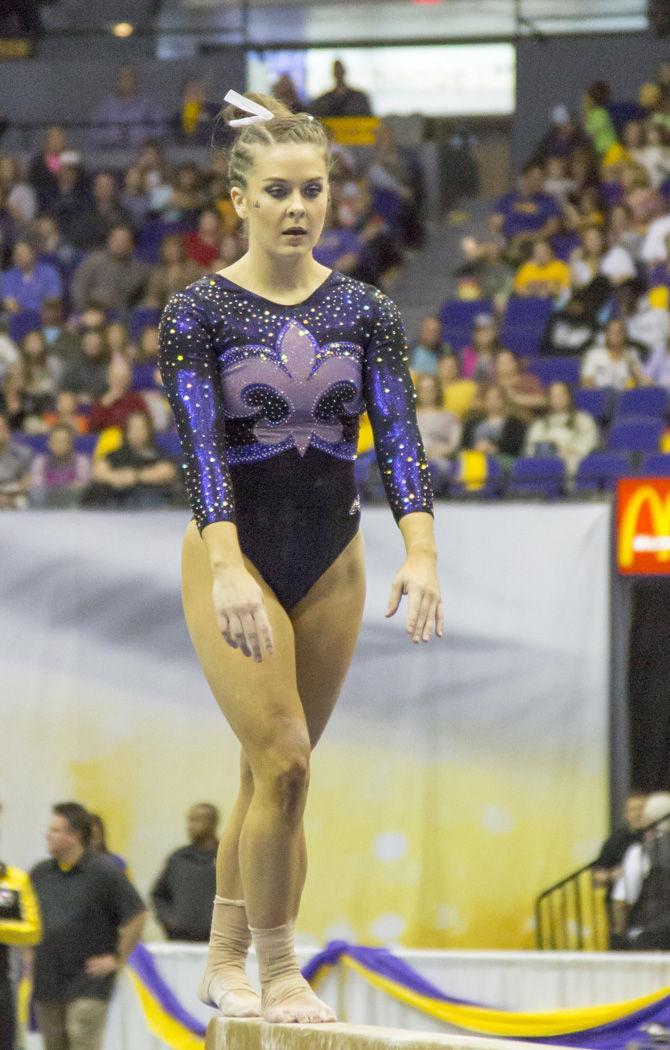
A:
[224,89,274,127]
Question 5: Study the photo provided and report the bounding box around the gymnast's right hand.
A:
[211,567,275,663]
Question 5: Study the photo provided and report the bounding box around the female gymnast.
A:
[157,89,443,1026]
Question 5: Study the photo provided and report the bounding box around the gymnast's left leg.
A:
[202,531,366,1016]
[287,528,367,915]
[199,752,259,1015]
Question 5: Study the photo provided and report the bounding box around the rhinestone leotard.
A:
[158,268,433,610]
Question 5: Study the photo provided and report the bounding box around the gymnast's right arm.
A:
[158,292,274,662]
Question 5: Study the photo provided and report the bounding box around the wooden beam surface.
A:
[206,1018,575,1050]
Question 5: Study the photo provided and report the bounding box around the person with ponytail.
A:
[158,89,442,1025]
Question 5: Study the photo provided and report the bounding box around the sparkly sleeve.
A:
[158,292,236,532]
[363,292,434,522]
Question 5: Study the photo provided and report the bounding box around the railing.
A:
[535,861,610,951]
[535,815,670,951]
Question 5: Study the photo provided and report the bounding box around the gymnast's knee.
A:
[254,727,311,822]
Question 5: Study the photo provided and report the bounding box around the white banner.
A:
[0,504,609,950]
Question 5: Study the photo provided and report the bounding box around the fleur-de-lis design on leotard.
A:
[221,321,364,456]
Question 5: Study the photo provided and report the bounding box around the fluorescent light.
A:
[112,22,135,38]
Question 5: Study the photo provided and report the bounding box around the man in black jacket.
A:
[151,804,219,941]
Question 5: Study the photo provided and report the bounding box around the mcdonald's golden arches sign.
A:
[617,478,670,574]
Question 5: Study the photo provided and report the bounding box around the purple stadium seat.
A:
[507,456,566,498]
[371,187,403,226]
[14,433,48,454]
[16,433,96,457]
[8,310,42,343]
[132,362,160,392]
[528,357,580,387]
[574,451,632,493]
[501,297,554,357]
[641,453,670,476]
[550,233,580,261]
[615,387,670,420]
[130,307,162,342]
[156,431,182,459]
[74,434,97,455]
[607,416,665,453]
[573,388,613,425]
[136,220,194,264]
[438,299,493,353]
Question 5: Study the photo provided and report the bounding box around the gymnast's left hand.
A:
[385,552,444,643]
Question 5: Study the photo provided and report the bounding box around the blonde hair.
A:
[219,92,332,190]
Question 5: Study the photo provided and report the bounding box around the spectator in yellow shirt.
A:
[514,239,572,299]
[436,356,478,419]
[0,802,42,1050]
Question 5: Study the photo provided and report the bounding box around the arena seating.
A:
[439,300,493,352]
[606,416,666,453]
[573,389,613,425]
[5,53,670,513]
[507,455,566,499]
[528,356,581,387]
[499,297,553,357]
[574,451,633,493]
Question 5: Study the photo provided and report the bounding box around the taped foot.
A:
[249,919,336,1024]
[198,971,261,1017]
[199,896,261,1017]
[262,978,336,1024]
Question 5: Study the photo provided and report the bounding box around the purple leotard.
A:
[158,268,433,609]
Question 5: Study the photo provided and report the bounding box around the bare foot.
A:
[199,971,261,1018]
[262,977,336,1024]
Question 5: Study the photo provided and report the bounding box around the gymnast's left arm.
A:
[363,291,444,643]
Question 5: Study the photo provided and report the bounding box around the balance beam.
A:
[206,1018,573,1050]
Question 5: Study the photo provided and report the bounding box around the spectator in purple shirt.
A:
[30,424,91,508]
[1,239,63,314]
[490,163,561,260]
[90,65,166,148]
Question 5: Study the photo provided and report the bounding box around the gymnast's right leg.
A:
[181,520,334,1024]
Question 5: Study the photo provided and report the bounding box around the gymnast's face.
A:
[231,143,329,259]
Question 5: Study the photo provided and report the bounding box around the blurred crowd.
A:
[0,60,427,513]
[9,60,670,509]
[386,63,670,497]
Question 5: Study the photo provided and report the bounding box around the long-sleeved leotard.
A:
[158,268,433,610]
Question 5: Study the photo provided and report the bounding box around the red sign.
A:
[617,478,670,574]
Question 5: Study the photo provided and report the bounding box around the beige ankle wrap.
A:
[249,920,306,1001]
[249,920,336,1023]
[198,897,260,1016]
